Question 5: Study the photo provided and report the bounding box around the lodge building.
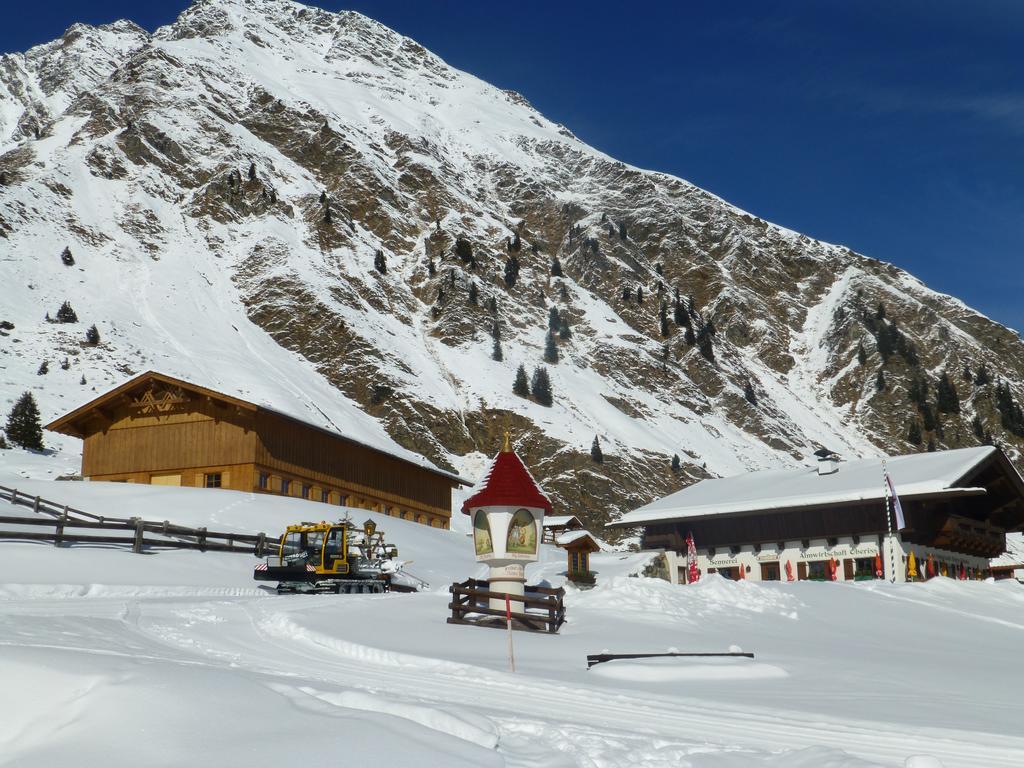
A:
[609,447,1024,583]
[45,371,468,528]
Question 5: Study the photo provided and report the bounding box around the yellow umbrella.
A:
[907,551,918,580]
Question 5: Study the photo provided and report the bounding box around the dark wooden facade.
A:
[46,372,466,528]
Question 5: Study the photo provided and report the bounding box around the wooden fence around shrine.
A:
[0,484,269,556]
[447,578,565,634]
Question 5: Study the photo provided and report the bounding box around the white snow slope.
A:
[2,461,1024,768]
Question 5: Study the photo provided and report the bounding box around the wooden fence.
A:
[585,651,755,670]
[447,578,565,634]
[0,484,268,556]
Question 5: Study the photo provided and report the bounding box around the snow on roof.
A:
[991,533,1024,568]
[611,447,998,528]
[555,529,598,548]
[461,448,553,515]
[543,515,582,528]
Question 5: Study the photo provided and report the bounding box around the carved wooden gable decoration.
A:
[129,385,190,415]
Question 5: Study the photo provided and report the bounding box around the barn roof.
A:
[461,443,552,515]
[609,447,1022,528]
[45,370,469,486]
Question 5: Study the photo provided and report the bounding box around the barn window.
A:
[281,479,291,495]
[321,489,330,503]
[204,473,222,488]
[258,472,269,490]
[400,510,408,519]
[301,484,311,499]
[339,494,348,506]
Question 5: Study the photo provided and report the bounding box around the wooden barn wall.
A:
[253,413,453,513]
[82,400,257,477]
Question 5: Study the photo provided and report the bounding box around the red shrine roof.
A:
[461,446,553,515]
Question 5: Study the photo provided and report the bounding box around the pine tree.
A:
[622,286,632,302]
[921,403,937,432]
[673,297,689,327]
[513,365,530,398]
[0,432,7,449]
[503,256,519,288]
[857,342,867,365]
[974,364,991,386]
[671,454,681,472]
[875,369,886,391]
[655,263,664,276]
[455,237,473,262]
[85,324,100,345]
[61,246,74,266]
[907,419,923,446]
[79,374,87,385]
[936,370,960,414]
[531,366,553,406]
[907,374,928,407]
[550,257,562,277]
[744,381,757,406]
[636,286,643,305]
[323,206,333,225]
[55,301,77,323]
[4,391,44,451]
[511,232,521,251]
[659,303,669,337]
[684,327,696,346]
[543,331,559,363]
[962,364,972,382]
[468,282,478,305]
[374,250,387,274]
[558,318,572,340]
[319,191,327,204]
[972,415,985,441]
[876,302,886,321]
[590,435,603,463]
[492,338,503,362]
[248,162,257,181]
[37,361,49,375]
[491,321,501,341]
[697,324,714,362]
[427,259,436,277]
[927,437,937,452]
[618,221,628,240]
[548,306,561,331]
[60,358,70,370]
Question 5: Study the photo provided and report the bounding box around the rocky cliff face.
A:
[2,0,1023,529]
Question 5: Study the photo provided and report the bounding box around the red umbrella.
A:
[926,553,935,579]
[874,553,883,578]
[785,560,794,581]
[829,559,838,581]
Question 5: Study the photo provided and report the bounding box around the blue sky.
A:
[6,1,1022,332]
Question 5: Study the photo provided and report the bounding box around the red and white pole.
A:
[505,594,516,673]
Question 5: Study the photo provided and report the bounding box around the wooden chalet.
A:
[45,371,468,528]
[609,447,1024,583]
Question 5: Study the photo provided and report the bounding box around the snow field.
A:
[2,475,1024,767]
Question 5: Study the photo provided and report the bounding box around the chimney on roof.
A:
[814,448,841,476]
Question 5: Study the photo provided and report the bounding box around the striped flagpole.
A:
[882,460,895,583]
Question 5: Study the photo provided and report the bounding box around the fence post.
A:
[132,518,144,554]
[197,527,207,552]
[54,506,68,547]
[33,495,41,514]
[255,532,266,557]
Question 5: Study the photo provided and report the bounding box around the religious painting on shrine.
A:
[506,508,538,555]
[473,509,494,556]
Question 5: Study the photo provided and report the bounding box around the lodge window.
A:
[258,472,269,490]
[400,511,408,520]
[205,473,222,488]
[854,557,877,579]
[281,478,291,495]
[321,489,330,503]
[339,494,348,506]
[807,560,828,580]
[760,562,781,581]
[301,484,311,500]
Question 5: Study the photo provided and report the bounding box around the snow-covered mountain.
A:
[3,0,1024,526]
